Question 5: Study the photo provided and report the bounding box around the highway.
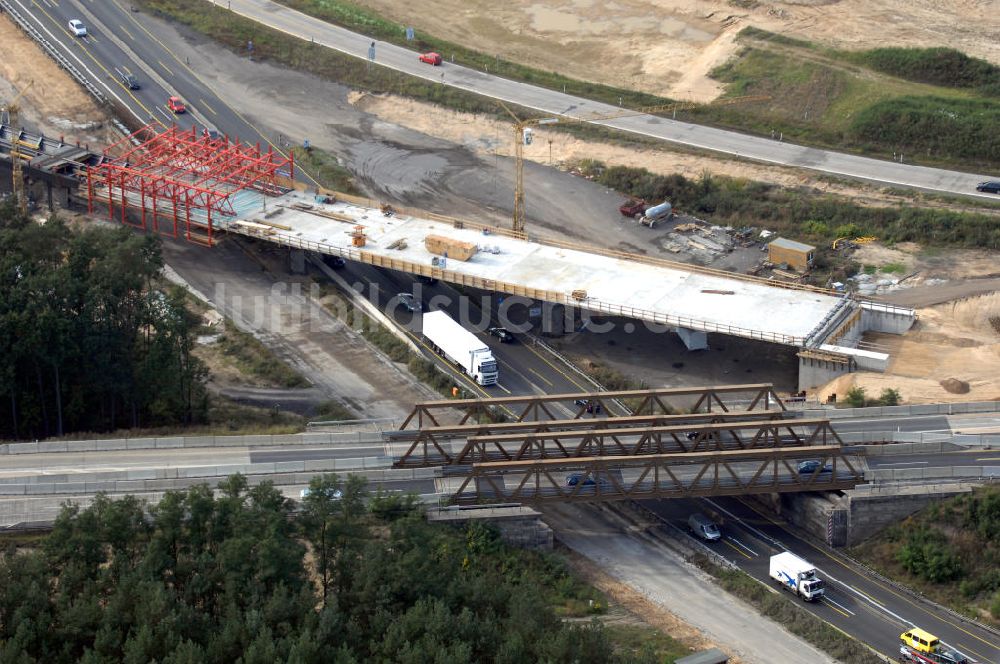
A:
[213,0,998,198]
[646,496,1000,663]
[7,1,1000,658]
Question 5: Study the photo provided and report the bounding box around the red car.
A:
[167,96,186,114]
[418,52,442,66]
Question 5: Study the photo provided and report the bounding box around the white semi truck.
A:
[422,310,499,386]
[769,552,825,601]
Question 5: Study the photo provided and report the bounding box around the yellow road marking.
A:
[118,23,134,41]
[528,367,553,387]
[109,0,321,188]
[821,598,851,619]
[31,0,163,129]
[157,59,174,76]
[737,498,1000,652]
[956,642,991,663]
[200,98,217,115]
[722,539,752,560]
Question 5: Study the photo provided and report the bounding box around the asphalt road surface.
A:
[646,496,1000,663]
[218,0,1000,199]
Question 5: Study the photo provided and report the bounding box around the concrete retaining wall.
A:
[861,301,916,335]
[846,485,974,545]
[427,506,553,550]
[0,430,384,455]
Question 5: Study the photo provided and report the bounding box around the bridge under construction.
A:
[2,123,915,389]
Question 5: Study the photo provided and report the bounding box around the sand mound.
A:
[940,378,970,394]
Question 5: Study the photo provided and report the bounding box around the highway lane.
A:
[832,415,951,435]
[219,0,999,199]
[867,450,1000,469]
[645,496,1000,663]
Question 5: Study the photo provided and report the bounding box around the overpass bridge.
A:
[4,122,916,388]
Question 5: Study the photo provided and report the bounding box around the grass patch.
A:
[291,145,359,194]
[700,557,884,663]
[850,485,1000,625]
[849,47,1000,96]
[312,399,354,421]
[880,262,906,274]
[218,324,310,388]
[602,624,691,663]
[277,0,669,110]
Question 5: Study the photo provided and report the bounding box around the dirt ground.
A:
[350,92,999,213]
[360,0,1000,101]
[0,15,111,145]
[816,292,1000,403]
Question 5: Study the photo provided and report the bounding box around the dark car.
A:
[976,181,1000,194]
[797,460,833,474]
[396,293,421,313]
[488,326,513,343]
[323,255,346,269]
[573,398,602,414]
[118,71,140,90]
[566,473,610,488]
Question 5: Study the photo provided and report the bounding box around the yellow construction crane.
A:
[2,80,34,215]
[498,95,770,234]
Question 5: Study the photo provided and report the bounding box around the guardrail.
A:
[223,220,807,347]
[0,431,384,455]
[802,400,1000,419]
[865,466,1000,483]
[0,1,107,104]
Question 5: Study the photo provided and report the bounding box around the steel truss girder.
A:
[392,411,790,468]
[398,383,785,430]
[457,418,841,465]
[449,445,862,504]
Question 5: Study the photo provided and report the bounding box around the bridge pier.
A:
[674,326,709,351]
[426,505,553,550]
[289,248,308,274]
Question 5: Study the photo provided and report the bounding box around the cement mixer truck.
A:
[639,201,673,228]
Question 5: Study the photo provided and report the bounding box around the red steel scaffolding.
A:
[85,125,293,245]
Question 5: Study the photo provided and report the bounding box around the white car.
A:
[68,19,87,37]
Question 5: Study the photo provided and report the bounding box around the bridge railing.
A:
[222,221,808,346]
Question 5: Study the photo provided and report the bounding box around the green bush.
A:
[878,388,901,407]
[897,527,964,583]
[854,47,1000,94]
[849,96,1000,165]
[845,386,867,408]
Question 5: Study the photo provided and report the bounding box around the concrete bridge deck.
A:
[222,190,846,346]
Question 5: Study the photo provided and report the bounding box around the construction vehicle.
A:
[769,552,825,601]
[498,94,769,234]
[898,628,975,663]
[2,80,34,215]
[422,310,499,386]
[639,201,673,228]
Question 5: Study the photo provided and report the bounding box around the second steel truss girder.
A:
[453,418,842,465]
[448,445,862,504]
[398,383,786,429]
[392,411,788,468]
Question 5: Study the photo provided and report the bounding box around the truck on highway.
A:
[422,310,499,386]
[769,551,825,601]
[639,200,673,228]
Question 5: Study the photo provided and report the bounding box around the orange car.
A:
[167,96,186,114]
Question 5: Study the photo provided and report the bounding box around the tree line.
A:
[0,474,645,663]
[0,202,207,439]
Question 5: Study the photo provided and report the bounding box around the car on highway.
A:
[419,52,443,66]
[118,71,140,90]
[68,19,87,37]
[688,513,722,541]
[323,255,346,269]
[566,473,610,489]
[167,96,187,114]
[573,398,602,414]
[487,326,513,343]
[976,180,1000,194]
[396,293,421,313]
[797,460,833,474]
[299,487,343,500]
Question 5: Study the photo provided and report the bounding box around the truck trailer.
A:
[422,310,499,386]
[769,552,825,601]
[639,200,673,228]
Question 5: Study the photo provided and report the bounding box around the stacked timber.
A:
[425,234,477,261]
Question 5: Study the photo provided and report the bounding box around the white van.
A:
[688,513,721,541]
